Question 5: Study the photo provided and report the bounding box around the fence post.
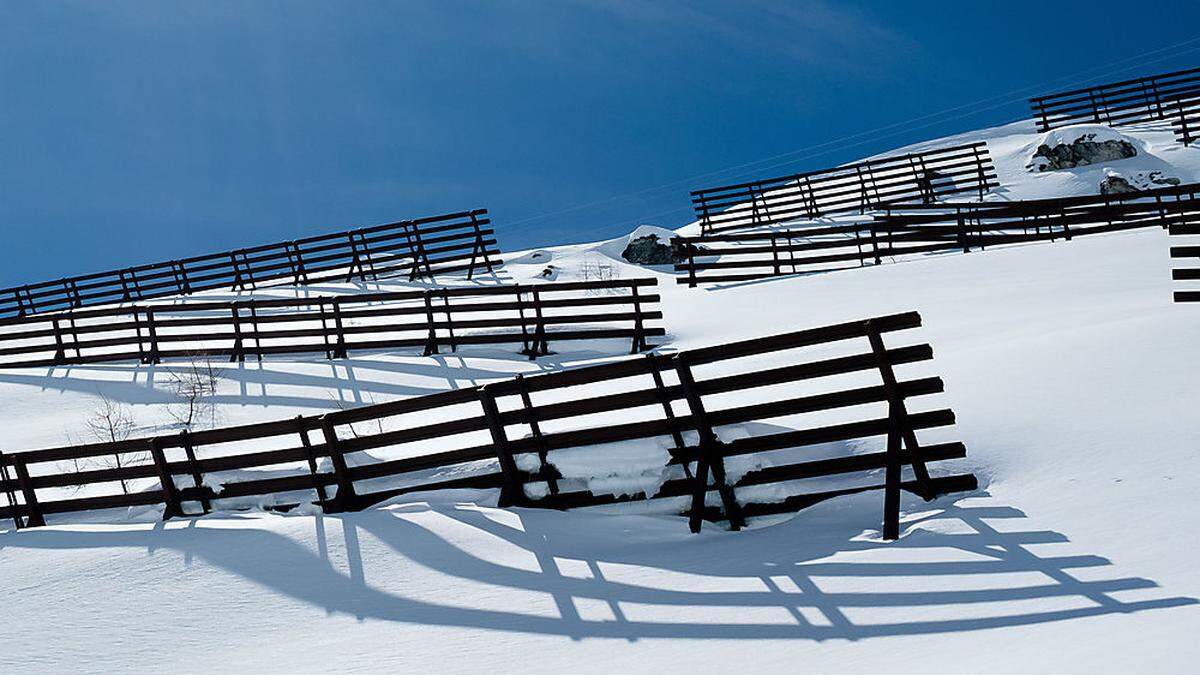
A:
[296,416,330,506]
[802,175,820,218]
[319,416,360,512]
[287,241,309,285]
[0,452,26,529]
[974,144,988,200]
[882,407,903,540]
[956,211,969,253]
[514,374,560,497]
[142,307,160,364]
[11,454,45,528]
[864,320,937,540]
[178,429,211,514]
[229,303,245,363]
[346,232,367,282]
[686,243,698,288]
[51,317,67,363]
[629,284,647,354]
[770,234,781,277]
[148,437,183,520]
[440,292,458,353]
[697,192,712,235]
[247,301,263,362]
[422,290,440,356]
[515,288,533,356]
[1179,99,1194,146]
[465,212,491,279]
[330,298,348,359]
[643,354,693,481]
[530,289,549,358]
[478,385,525,507]
[675,354,745,533]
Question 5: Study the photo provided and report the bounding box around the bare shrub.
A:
[80,394,143,494]
[166,353,224,430]
[579,258,621,295]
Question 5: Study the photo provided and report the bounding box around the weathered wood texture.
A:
[674,183,1200,286]
[1029,65,1200,132]
[690,142,998,235]
[0,279,664,367]
[0,312,974,538]
[0,209,501,318]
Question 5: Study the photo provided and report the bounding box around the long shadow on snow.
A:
[3,495,1193,641]
[0,346,631,411]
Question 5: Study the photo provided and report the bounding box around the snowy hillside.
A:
[3,117,1200,671]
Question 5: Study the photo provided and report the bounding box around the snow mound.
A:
[593,224,678,260]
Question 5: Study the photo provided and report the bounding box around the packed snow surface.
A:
[3,118,1200,671]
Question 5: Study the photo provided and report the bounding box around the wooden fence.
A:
[0,279,664,368]
[1170,221,1200,302]
[675,183,1200,286]
[690,142,998,235]
[0,209,501,319]
[0,311,976,539]
[1169,92,1200,146]
[1029,65,1200,132]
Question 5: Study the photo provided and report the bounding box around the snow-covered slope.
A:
[3,119,1200,672]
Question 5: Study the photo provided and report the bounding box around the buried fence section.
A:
[674,184,1200,286]
[1029,65,1200,132]
[0,312,976,538]
[690,142,998,235]
[0,209,503,319]
[0,279,666,368]
[1169,221,1200,302]
[446,311,975,538]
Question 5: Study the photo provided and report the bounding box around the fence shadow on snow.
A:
[1,497,1193,643]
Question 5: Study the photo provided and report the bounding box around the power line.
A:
[506,37,1200,231]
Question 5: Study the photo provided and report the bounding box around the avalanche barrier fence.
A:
[1170,221,1200,302]
[674,183,1200,286]
[0,279,664,368]
[0,209,502,319]
[0,311,976,539]
[689,142,998,235]
[1029,65,1200,132]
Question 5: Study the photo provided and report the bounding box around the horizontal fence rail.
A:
[674,183,1200,286]
[0,279,664,368]
[691,142,998,235]
[0,311,976,539]
[1029,65,1200,132]
[0,209,502,319]
[1170,221,1200,302]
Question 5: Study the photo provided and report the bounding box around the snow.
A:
[4,118,1200,671]
[1035,123,1137,149]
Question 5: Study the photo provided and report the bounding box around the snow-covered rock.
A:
[1027,124,1138,172]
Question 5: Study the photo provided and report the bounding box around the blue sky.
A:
[2,1,1199,287]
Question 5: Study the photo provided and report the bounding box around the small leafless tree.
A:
[167,353,223,430]
[81,394,138,494]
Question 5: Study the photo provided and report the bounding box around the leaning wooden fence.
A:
[1029,65,1200,132]
[0,209,502,319]
[690,142,998,235]
[0,279,663,368]
[1169,221,1200,302]
[675,184,1200,286]
[0,311,975,539]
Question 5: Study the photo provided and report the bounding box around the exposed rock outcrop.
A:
[1029,132,1137,172]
